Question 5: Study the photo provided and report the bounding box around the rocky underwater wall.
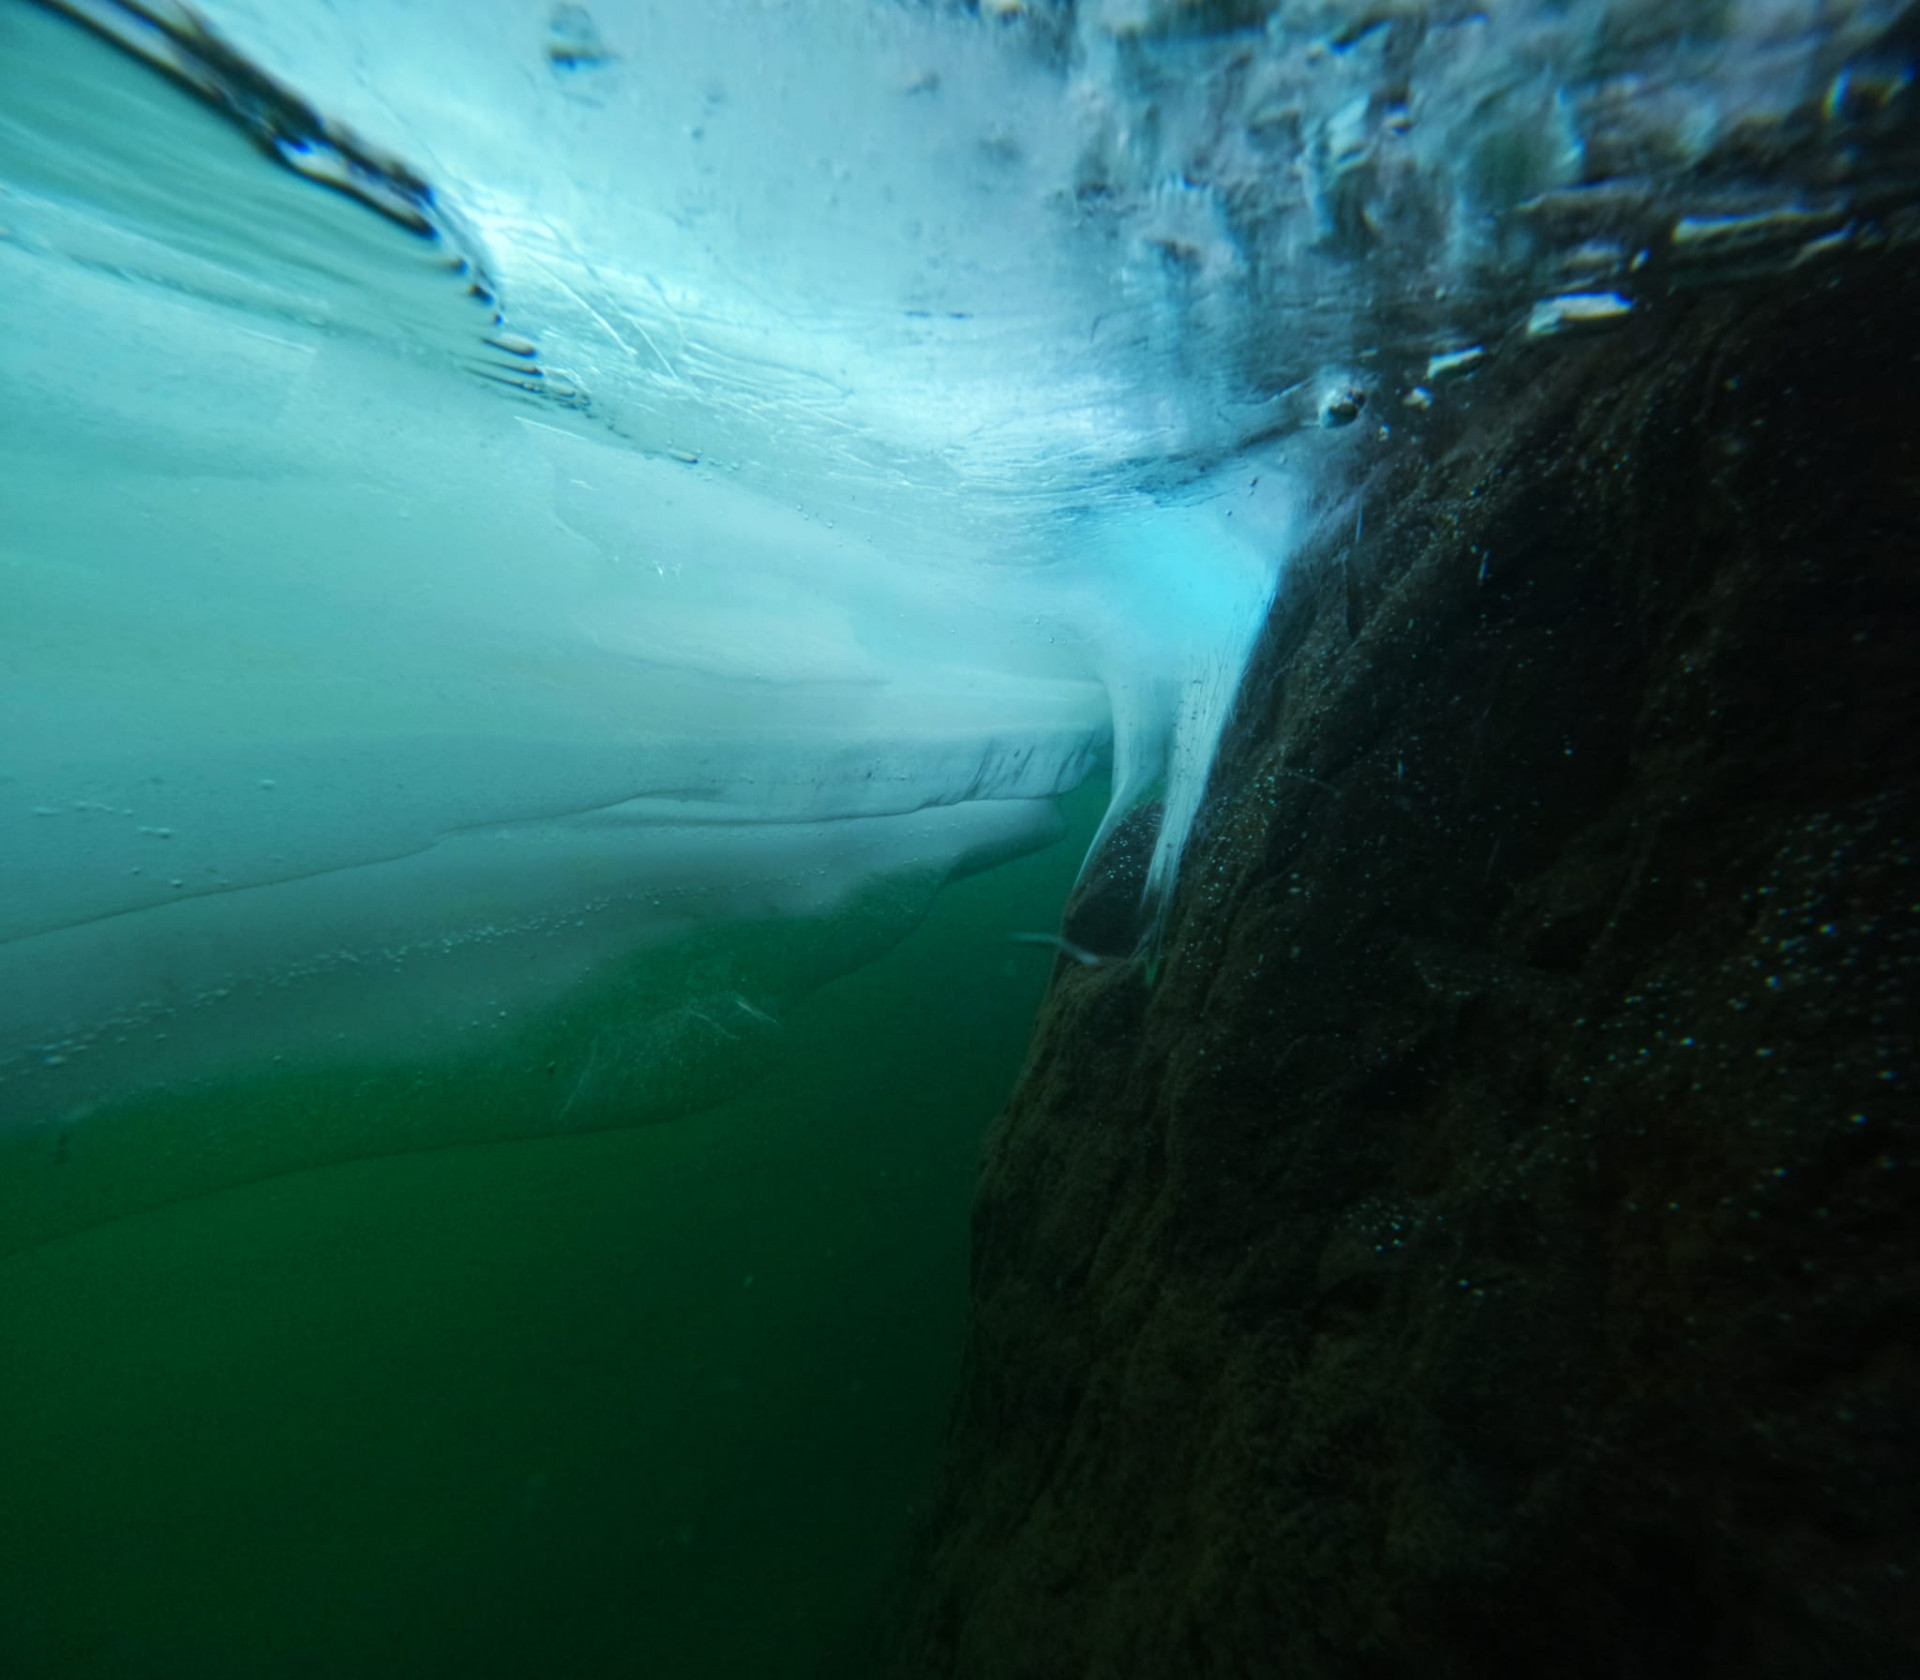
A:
[897,258,1919,1678]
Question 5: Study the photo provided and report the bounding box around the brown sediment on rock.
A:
[895,260,1920,1677]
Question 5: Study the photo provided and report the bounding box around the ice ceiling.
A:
[1,0,1913,1126]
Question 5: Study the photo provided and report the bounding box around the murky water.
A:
[0,786,1099,1679]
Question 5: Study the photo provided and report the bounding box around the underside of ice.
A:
[2,0,1913,1129]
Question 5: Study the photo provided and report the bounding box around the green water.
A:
[0,790,1100,1678]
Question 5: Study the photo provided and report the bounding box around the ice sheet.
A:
[2,0,1910,1126]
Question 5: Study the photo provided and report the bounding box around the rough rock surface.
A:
[895,261,1919,1678]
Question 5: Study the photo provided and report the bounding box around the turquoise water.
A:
[0,786,1101,1678]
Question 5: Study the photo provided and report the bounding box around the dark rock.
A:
[1062,802,1163,960]
[895,259,1920,1678]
